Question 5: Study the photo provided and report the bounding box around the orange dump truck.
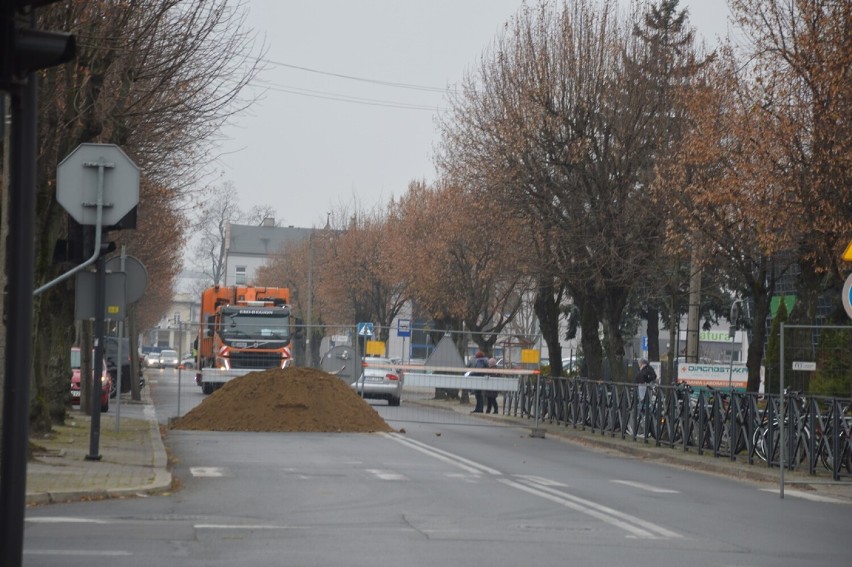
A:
[195,286,293,394]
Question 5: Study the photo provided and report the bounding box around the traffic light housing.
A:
[1,1,75,90]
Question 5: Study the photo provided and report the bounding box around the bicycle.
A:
[752,390,813,468]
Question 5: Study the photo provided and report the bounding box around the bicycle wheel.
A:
[754,426,770,463]
[820,429,852,473]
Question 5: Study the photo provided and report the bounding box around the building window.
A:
[235,265,246,285]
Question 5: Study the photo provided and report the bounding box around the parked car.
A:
[144,351,161,368]
[179,356,196,369]
[70,347,111,412]
[158,349,179,368]
[351,357,403,406]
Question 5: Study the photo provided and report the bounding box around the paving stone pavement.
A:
[25,389,171,507]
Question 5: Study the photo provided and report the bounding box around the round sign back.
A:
[105,255,148,303]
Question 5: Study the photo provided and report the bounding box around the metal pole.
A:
[779,323,785,499]
[534,373,542,428]
[87,250,106,460]
[115,247,127,431]
[306,234,313,367]
[0,69,37,567]
[115,320,123,432]
[176,321,182,419]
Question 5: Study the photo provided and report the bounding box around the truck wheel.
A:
[202,383,214,395]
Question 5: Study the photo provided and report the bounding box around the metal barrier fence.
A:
[503,377,852,481]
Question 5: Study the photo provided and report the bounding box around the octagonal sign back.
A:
[57,143,140,226]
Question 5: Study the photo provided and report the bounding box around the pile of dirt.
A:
[171,367,393,433]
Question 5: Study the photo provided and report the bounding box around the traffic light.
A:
[1,0,75,91]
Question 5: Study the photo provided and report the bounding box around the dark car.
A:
[70,347,111,412]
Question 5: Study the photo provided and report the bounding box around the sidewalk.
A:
[25,390,171,507]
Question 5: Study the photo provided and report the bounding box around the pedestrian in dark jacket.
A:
[633,358,657,407]
[470,351,487,413]
[485,357,500,414]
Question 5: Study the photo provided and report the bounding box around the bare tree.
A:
[191,182,243,285]
[19,0,264,431]
[437,0,692,380]
[392,180,531,356]
[312,203,412,342]
[729,0,852,322]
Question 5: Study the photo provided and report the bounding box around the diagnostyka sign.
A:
[677,363,749,388]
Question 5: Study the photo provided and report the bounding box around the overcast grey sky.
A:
[214,1,733,228]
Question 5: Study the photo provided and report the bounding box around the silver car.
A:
[352,357,403,406]
[158,349,179,368]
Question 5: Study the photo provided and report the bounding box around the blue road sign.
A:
[357,322,374,337]
[397,319,411,337]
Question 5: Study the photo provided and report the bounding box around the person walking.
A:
[470,351,487,413]
[633,358,657,409]
[485,357,500,414]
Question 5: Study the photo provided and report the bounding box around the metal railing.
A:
[504,377,852,481]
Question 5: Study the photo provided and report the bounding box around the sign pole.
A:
[87,250,106,460]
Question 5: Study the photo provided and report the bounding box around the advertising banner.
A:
[677,362,748,388]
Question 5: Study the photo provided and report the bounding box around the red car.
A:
[70,347,111,412]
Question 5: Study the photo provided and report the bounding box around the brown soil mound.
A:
[171,367,393,433]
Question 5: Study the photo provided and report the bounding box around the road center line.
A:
[383,433,502,476]
[508,477,682,540]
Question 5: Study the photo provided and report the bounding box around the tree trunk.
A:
[602,289,629,382]
[533,278,562,377]
[646,307,660,362]
[666,293,678,384]
[686,254,702,362]
[578,297,603,380]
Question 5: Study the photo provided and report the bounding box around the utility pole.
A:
[0,4,75,565]
[685,252,701,363]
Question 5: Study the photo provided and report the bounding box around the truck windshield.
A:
[220,311,290,341]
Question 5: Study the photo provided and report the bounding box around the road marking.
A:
[383,433,502,476]
[25,550,132,556]
[611,480,680,494]
[507,477,682,540]
[190,467,226,477]
[194,524,300,530]
[384,435,680,540]
[515,474,568,487]
[26,517,109,524]
[445,472,482,482]
[366,468,408,481]
[760,488,850,504]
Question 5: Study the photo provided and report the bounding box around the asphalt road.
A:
[22,368,849,566]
